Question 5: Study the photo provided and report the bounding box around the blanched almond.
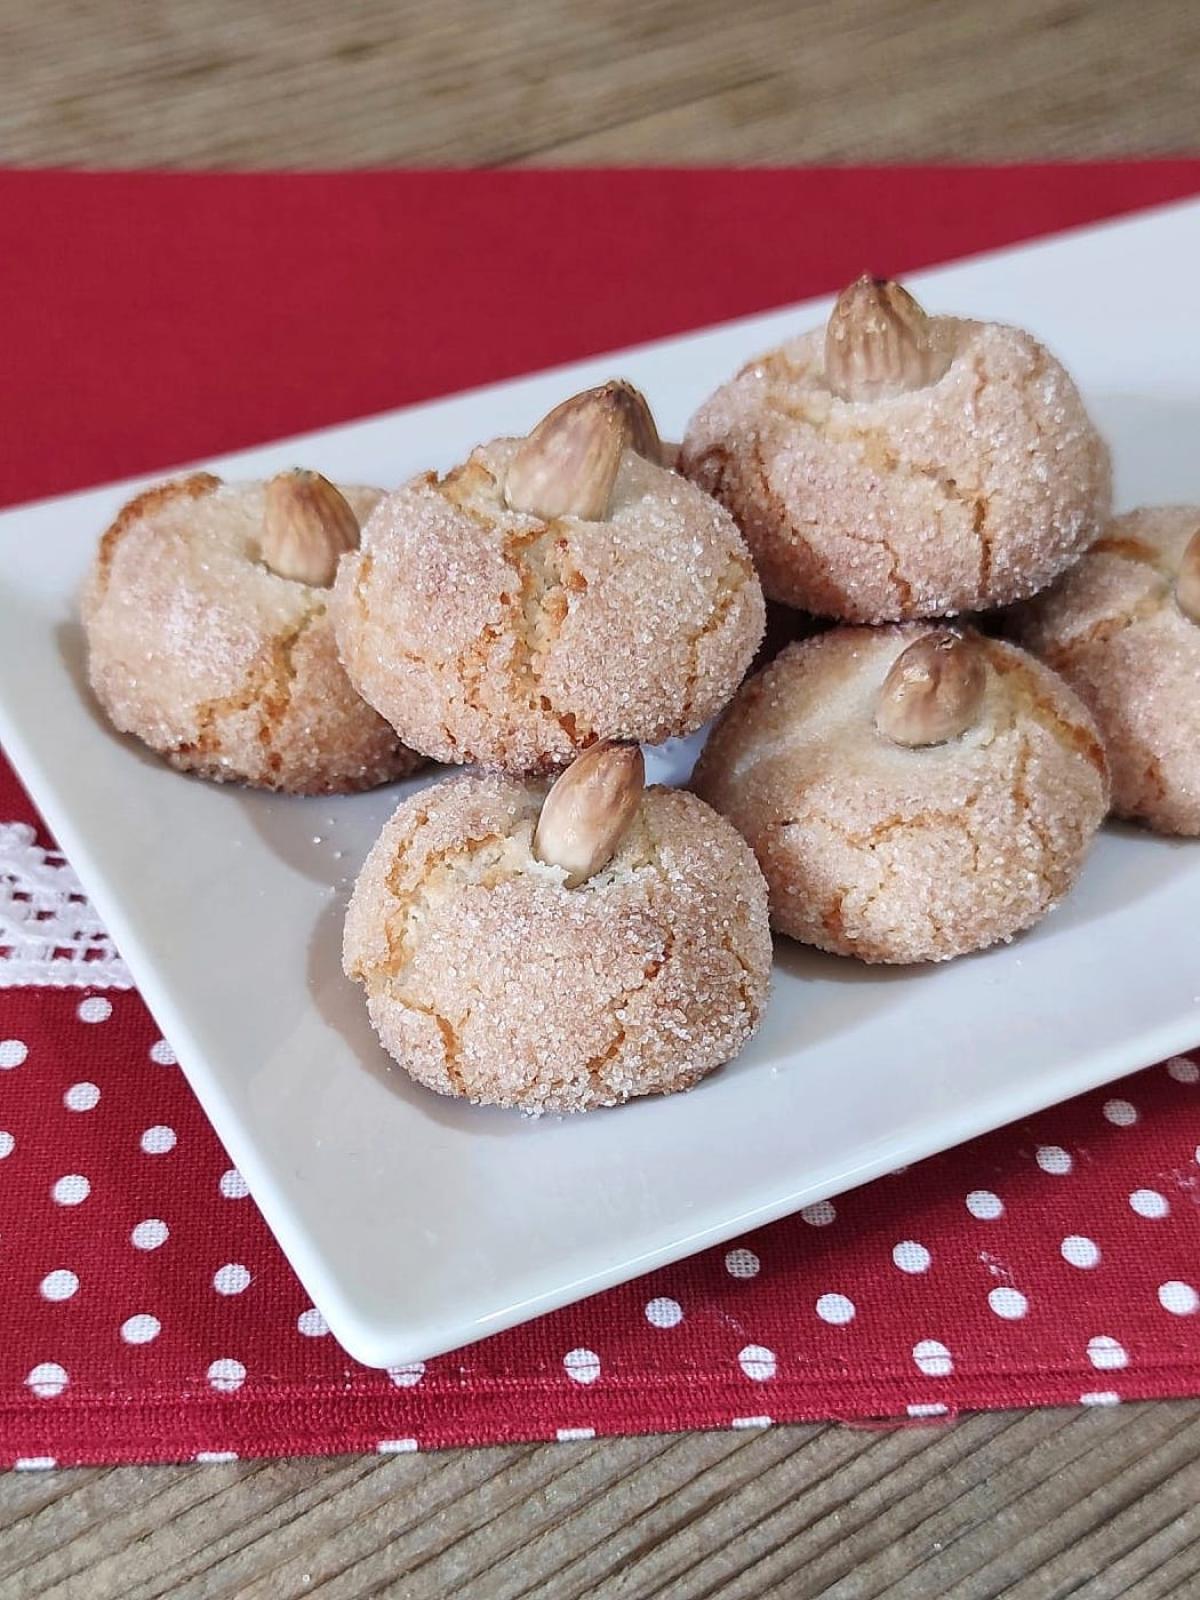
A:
[533,741,645,886]
[825,275,951,403]
[875,630,986,748]
[505,387,627,521]
[261,470,359,586]
[1176,526,1200,624]
[609,380,667,465]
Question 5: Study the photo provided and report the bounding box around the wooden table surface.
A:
[3,2,1199,1595]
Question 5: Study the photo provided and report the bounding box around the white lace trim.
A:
[0,821,132,989]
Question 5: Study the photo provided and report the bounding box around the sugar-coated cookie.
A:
[681,276,1111,623]
[82,471,421,794]
[692,625,1109,963]
[1010,506,1200,835]
[343,746,772,1113]
[332,382,765,774]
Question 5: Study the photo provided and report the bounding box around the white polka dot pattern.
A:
[39,1270,79,1301]
[1157,1282,1198,1316]
[913,1341,953,1377]
[1087,1336,1128,1371]
[892,1241,932,1274]
[1036,1146,1072,1175]
[51,1174,89,1206]
[815,1293,856,1325]
[387,1363,426,1388]
[77,997,111,1024]
[131,1220,169,1251]
[26,1363,68,1399]
[120,1315,161,1345]
[0,964,1196,1463]
[207,1359,246,1393]
[724,1248,760,1279]
[1060,1236,1100,1269]
[0,1039,27,1068]
[563,1349,601,1385]
[738,1345,776,1381]
[988,1288,1028,1320]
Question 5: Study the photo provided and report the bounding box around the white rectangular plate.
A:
[3,200,1200,1369]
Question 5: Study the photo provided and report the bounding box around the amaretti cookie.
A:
[343,744,772,1113]
[331,382,766,774]
[692,626,1109,964]
[82,470,421,794]
[681,276,1111,623]
[1010,506,1200,835]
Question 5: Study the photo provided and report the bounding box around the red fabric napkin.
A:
[3,165,1200,1467]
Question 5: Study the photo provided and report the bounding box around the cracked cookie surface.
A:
[680,319,1110,623]
[692,626,1108,964]
[1010,506,1200,835]
[343,775,772,1113]
[81,475,422,794]
[330,441,765,774]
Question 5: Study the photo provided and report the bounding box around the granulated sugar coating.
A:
[680,319,1111,623]
[331,441,765,774]
[1011,506,1200,835]
[692,627,1109,964]
[81,475,422,794]
[342,776,772,1113]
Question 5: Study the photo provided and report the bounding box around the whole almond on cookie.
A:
[824,275,952,403]
[1176,526,1200,624]
[609,380,669,465]
[534,741,645,886]
[504,386,631,521]
[261,469,361,587]
[875,629,987,748]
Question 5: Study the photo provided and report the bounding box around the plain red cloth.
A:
[2,165,1200,1467]
[6,162,1200,510]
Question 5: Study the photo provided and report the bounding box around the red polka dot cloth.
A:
[3,165,1200,1466]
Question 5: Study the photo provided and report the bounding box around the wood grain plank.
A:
[231,1437,683,1600]
[0,0,1197,168]
[1021,1484,1200,1600]
[295,1435,737,1600]
[9,1412,1196,1600]
[612,1413,1026,1600]
[126,1445,546,1599]
[456,1427,838,1600]
[946,1414,1200,1600]
[655,1410,1087,1599]
[1118,1527,1200,1600]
